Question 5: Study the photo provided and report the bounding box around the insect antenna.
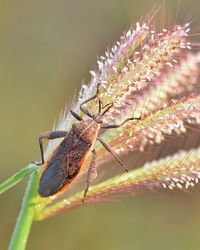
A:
[70,110,83,121]
[101,103,113,116]
[98,100,114,117]
[80,83,101,118]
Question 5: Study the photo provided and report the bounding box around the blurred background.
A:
[1,0,200,249]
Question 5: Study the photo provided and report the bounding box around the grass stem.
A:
[8,170,39,250]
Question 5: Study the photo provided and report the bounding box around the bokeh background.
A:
[1,0,200,249]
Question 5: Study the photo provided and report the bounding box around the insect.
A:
[34,83,140,201]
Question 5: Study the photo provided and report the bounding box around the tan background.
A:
[1,0,200,249]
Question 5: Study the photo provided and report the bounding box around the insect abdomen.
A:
[38,156,67,197]
[38,129,92,197]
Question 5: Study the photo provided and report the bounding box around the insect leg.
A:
[80,83,101,118]
[82,149,97,203]
[101,117,140,129]
[33,131,68,166]
[98,138,128,172]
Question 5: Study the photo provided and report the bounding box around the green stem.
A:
[8,170,39,250]
[0,164,37,195]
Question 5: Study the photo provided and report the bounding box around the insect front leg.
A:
[101,117,141,129]
[33,131,68,166]
[82,149,97,203]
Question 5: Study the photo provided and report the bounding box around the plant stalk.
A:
[8,170,39,250]
[0,164,37,195]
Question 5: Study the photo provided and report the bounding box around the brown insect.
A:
[34,83,139,201]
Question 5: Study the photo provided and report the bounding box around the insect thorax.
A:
[72,119,100,144]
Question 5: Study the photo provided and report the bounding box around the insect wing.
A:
[38,154,67,197]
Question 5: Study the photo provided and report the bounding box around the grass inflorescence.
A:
[1,9,200,250]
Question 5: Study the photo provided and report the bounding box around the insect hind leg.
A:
[82,149,97,203]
